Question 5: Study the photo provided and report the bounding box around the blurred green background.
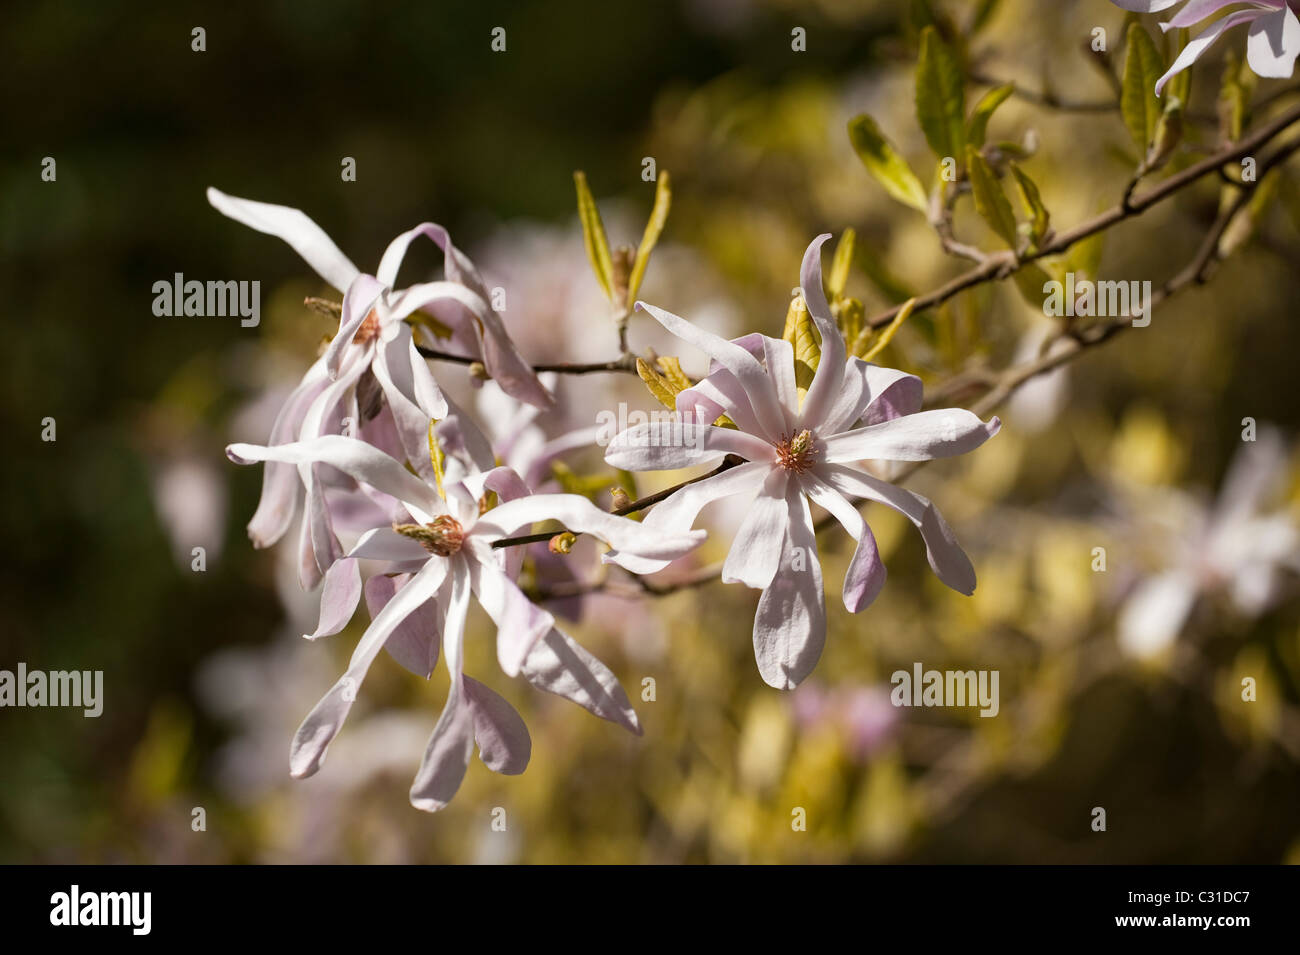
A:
[4,0,1300,863]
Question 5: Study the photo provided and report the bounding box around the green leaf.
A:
[1066,229,1104,284]
[966,146,1018,249]
[828,228,856,299]
[1218,48,1248,143]
[1121,22,1163,152]
[915,26,966,162]
[636,357,683,411]
[967,83,1014,149]
[1008,163,1049,245]
[847,114,929,212]
[574,171,614,300]
[971,0,1002,34]
[1011,263,1056,308]
[783,294,821,401]
[628,171,671,303]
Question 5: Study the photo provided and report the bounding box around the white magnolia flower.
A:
[603,235,1000,689]
[209,188,553,590]
[1117,425,1300,658]
[226,431,704,811]
[1112,1,1300,94]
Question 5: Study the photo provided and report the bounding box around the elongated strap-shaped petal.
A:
[245,359,330,548]
[1247,5,1300,79]
[822,360,924,434]
[475,493,705,564]
[820,463,976,595]
[799,471,886,613]
[409,560,476,812]
[722,469,790,589]
[1109,0,1181,11]
[307,556,362,640]
[762,335,799,428]
[468,552,556,676]
[522,425,604,490]
[206,188,360,292]
[347,526,433,563]
[290,557,448,778]
[228,434,443,517]
[322,275,384,381]
[377,222,452,289]
[463,676,532,775]
[1163,0,1249,30]
[796,234,847,429]
[635,301,787,442]
[821,409,1001,463]
[370,324,439,484]
[1155,10,1259,94]
[675,367,765,435]
[364,573,442,678]
[521,627,642,734]
[407,334,448,419]
[753,482,826,689]
[605,420,773,471]
[436,392,498,475]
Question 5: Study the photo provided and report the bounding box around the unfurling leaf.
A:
[916,26,966,162]
[966,146,1019,249]
[859,298,916,362]
[1144,97,1183,172]
[1218,48,1250,144]
[1121,22,1163,152]
[828,228,856,299]
[636,357,683,411]
[629,171,671,303]
[574,171,615,301]
[847,115,929,212]
[967,83,1014,149]
[783,292,821,400]
[1008,163,1050,246]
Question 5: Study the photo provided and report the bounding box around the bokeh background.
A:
[4,0,1300,863]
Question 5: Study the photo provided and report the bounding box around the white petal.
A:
[605,421,773,470]
[464,676,532,775]
[364,573,441,678]
[1117,570,1199,659]
[752,483,825,689]
[1155,10,1258,94]
[822,360,923,434]
[762,335,799,428]
[347,526,432,563]
[521,628,641,734]
[1247,5,1300,79]
[306,556,362,639]
[468,553,556,676]
[322,276,384,381]
[721,469,790,589]
[799,471,887,613]
[796,235,847,429]
[822,409,1001,463]
[206,188,359,292]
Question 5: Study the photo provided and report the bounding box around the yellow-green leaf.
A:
[783,293,821,401]
[859,298,915,362]
[916,26,966,162]
[828,228,856,299]
[574,171,614,300]
[1121,22,1163,152]
[628,171,671,303]
[967,83,1014,149]
[1008,163,1049,245]
[636,357,681,411]
[847,115,929,212]
[966,146,1019,249]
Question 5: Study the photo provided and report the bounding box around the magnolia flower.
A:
[226,432,704,811]
[1112,1,1300,94]
[1117,425,1300,658]
[603,235,1000,689]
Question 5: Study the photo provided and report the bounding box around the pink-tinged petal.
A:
[384,279,492,325]
[1110,0,1182,10]
[676,366,766,436]
[364,573,441,678]
[860,365,924,425]
[1155,10,1259,94]
[520,628,642,734]
[762,335,799,428]
[322,276,384,380]
[799,472,887,613]
[306,556,362,639]
[722,469,791,589]
[468,553,556,676]
[820,463,976,595]
[408,334,448,419]
[1117,569,1199,659]
[245,360,329,549]
[290,557,448,778]
[302,468,344,582]
[752,483,825,689]
[435,392,498,475]
[629,460,770,539]
[475,494,705,573]
[605,421,773,471]
[822,409,1001,463]
[376,223,490,298]
[1163,0,1248,30]
[796,235,847,429]
[521,426,604,491]
[296,504,323,591]
[1247,5,1300,79]
[347,526,431,563]
[228,434,443,518]
[206,188,360,292]
[634,301,787,442]
[482,465,532,503]
[463,676,532,775]
[370,324,439,484]
[409,560,475,812]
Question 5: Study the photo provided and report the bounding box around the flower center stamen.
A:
[775,429,817,472]
[393,515,465,556]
